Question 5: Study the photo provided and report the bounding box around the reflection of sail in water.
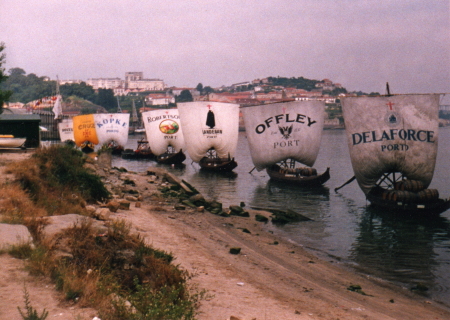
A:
[250,180,330,217]
[350,209,450,305]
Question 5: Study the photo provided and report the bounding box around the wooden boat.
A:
[58,118,74,144]
[178,101,239,172]
[0,135,26,148]
[242,100,330,186]
[340,91,450,215]
[121,139,155,160]
[73,113,129,154]
[142,109,186,165]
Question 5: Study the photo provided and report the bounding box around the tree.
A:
[0,42,12,113]
[196,83,203,94]
[176,89,193,102]
[203,86,214,94]
[96,88,117,111]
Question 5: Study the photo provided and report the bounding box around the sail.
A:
[94,113,130,147]
[178,101,240,162]
[242,100,325,171]
[341,94,440,195]
[52,95,62,119]
[73,114,99,147]
[58,118,74,142]
[142,109,185,155]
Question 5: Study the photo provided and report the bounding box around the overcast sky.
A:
[1,0,449,94]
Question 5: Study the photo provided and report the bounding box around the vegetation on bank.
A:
[1,145,203,320]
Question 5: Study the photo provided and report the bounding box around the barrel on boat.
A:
[382,190,417,203]
[417,189,439,202]
[300,167,317,176]
[394,180,424,192]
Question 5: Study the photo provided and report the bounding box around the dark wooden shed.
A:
[0,114,41,148]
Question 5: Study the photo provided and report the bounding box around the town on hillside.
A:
[3,71,450,132]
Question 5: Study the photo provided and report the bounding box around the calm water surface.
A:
[113,128,450,307]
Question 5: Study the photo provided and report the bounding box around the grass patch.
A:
[0,145,203,319]
[6,145,110,215]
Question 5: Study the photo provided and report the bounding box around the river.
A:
[112,127,450,307]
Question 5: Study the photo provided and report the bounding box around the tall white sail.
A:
[178,101,240,162]
[341,94,439,195]
[52,95,62,119]
[58,118,74,142]
[142,109,185,155]
[242,100,325,171]
[94,113,130,147]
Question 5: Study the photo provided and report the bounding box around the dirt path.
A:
[1,150,450,320]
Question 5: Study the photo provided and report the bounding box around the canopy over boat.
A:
[58,118,74,142]
[73,114,99,147]
[242,100,325,171]
[142,109,185,155]
[94,113,130,147]
[178,101,240,163]
[341,94,440,195]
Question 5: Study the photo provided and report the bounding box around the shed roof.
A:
[0,114,41,121]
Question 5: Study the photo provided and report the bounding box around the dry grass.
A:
[1,145,201,320]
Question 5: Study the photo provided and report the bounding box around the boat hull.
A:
[199,157,238,172]
[367,186,450,215]
[266,166,330,187]
[0,137,26,148]
[156,150,186,165]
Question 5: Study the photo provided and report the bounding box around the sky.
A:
[1,0,449,94]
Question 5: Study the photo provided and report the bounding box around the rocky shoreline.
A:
[2,149,450,320]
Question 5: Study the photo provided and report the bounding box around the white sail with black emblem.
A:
[341,94,439,195]
[242,100,325,171]
[94,113,130,148]
[142,109,185,155]
[178,101,240,162]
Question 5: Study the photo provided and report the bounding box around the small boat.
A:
[58,118,74,144]
[340,90,450,215]
[121,139,155,160]
[142,109,186,165]
[242,100,330,186]
[73,113,129,154]
[178,101,239,172]
[0,135,26,148]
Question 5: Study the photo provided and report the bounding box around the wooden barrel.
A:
[382,190,397,201]
[395,190,417,203]
[417,189,439,202]
[394,180,425,192]
[300,167,317,176]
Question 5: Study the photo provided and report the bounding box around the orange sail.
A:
[73,114,99,147]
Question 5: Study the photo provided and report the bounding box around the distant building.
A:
[86,78,124,90]
[86,72,165,93]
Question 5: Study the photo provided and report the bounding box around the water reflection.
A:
[351,206,450,304]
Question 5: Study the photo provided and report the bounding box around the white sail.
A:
[341,94,439,195]
[94,113,130,147]
[58,118,74,142]
[142,109,185,155]
[242,100,325,171]
[52,95,62,119]
[178,101,240,162]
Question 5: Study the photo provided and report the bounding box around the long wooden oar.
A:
[334,176,356,192]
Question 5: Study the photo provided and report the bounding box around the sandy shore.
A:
[1,149,450,320]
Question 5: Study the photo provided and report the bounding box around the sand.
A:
[1,149,450,320]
